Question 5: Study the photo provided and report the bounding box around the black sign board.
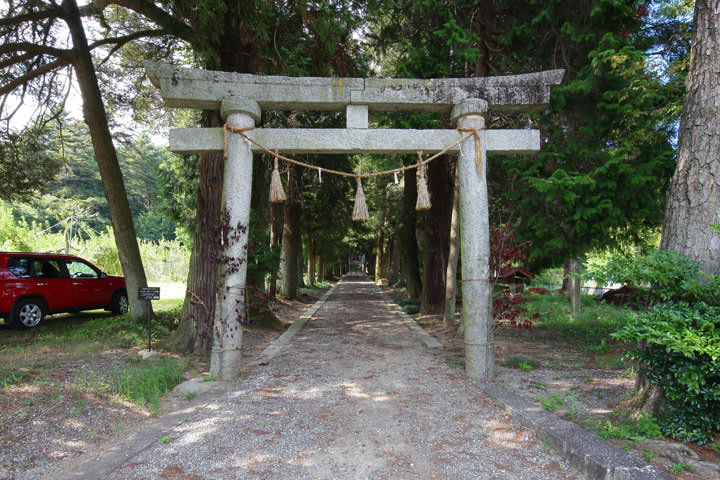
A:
[138,287,160,301]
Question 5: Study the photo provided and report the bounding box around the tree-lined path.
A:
[105,274,582,479]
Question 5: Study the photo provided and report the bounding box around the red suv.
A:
[0,252,127,328]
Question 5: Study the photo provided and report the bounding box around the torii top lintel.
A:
[145,62,565,113]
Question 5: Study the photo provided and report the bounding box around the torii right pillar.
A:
[452,98,494,380]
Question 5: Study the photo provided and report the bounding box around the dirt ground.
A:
[413,312,720,480]
[0,290,324,480]
[2,284,718,480]
[104,275,585,479]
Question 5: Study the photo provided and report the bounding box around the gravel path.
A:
[105,274,585,479]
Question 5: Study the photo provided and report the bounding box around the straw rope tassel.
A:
[457,127,486,177]
[269,150,286,203]
[416,153,431,211]
[352,177,369,221]
[474,129,483,176]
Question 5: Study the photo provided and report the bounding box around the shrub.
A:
[613,302,720,443]
[585,249,720,306]
[490,221,535,328]
[594,250,720,443]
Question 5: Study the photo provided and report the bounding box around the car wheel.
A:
[13,299,45,328]
[111,292,129,315]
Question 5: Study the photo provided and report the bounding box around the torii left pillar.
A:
[210,97,260,380]
[453,99,494,380]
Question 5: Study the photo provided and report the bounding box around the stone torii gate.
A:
[146,62,564,381]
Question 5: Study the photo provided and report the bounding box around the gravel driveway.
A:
[104,274,585,479]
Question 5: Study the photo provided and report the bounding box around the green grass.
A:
[117,356,186,413]
[520,292,631,344]
[298,282,332,297]
[394,298,421,315]
[0,368,30,391]
[670,463,689,473]
[534,393,565,412]
[593,413,663,442]
[506,355,540,370]
[0,301,186,401]
[152,298,184,312]
[596,355,626,369]
[1,301,183,353]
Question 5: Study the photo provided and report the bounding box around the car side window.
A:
[33,259,64,279]
[7,257,31,278]
[65,260,99,279]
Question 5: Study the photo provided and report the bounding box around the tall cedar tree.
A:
[660,0,720,275]
[96,0,370,351]
[498,0,684,270]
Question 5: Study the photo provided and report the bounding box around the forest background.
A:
[0,0,695,337]
[4,0,720,445]
[1,0,692,288]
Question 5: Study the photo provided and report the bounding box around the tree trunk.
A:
[443,160,461,327]
[173,149,223,353]
[562,258,571,291]
[421,156,453,315]
[401,169,422,298]
[170,1,255,353]
[568,257,582,317]
[629,366,668,415]
[63,0,150,322]
[297,233,305,288]
[279,165,301,298]
[268,202,283,297]
[320,256,327,282]
[387,234,401,286]
[660,0,720,276]
[307,236,315,287]
[637,0,720,411]
[375,231,385,284]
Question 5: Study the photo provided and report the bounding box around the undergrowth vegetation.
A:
[0,300,186,413]
[0,204,189,282]
[593,413,664,443]
[118,356,187,412]
[520,292,630,344]
[588,250,720,444]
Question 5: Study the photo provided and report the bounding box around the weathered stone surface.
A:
[450,98,489,123]
[138,349,160,360]
[172,378,221,397]
[635,439,720,476]
[455,100,494,381]
[482,383,672,480]
[220,96,261,122]
[145,61,564,113]
[346,105,369,128]
[168,127,540,155]
[209,103,257,381]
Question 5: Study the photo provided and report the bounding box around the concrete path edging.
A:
[249,282,338,366]
[375,279,670,480]
[53,388,231,480]
[375,287,443,349]
[50,283,339,480]
[480,382,671,480]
